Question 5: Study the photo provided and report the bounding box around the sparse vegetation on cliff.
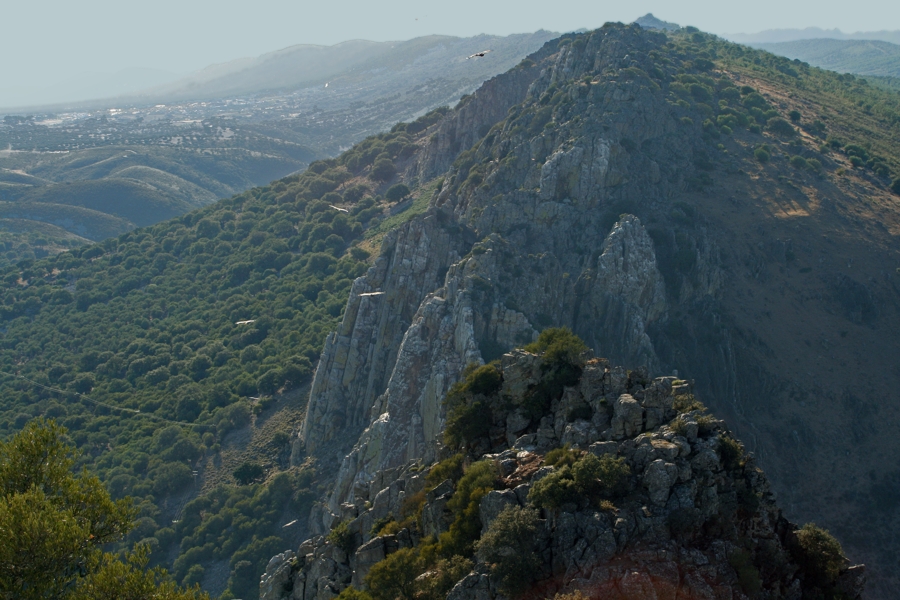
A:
[281,341,862,600]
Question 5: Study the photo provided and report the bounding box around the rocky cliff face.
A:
[265,350,865,600]
[303,211,671,532]
[301,23,715,531]
[296,23,900,594]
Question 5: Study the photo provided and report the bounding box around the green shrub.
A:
[789,109,802,122]
[528,466,580,508]
[371,158,396,181]
[369,515,395,537]
[524,328,586,363]
[233,462,264,485]
[754,148,770,163]
[849,155,864,167]
[702,119,719,138]
[475,506,540,597]
[791,523,846,589]
[465,363,503,396]
[335,587,374,600]
[892,178,900,195]
[443,362,503,450]
[717,435,744,471]
[415,556,473,600]
[673,394,705,413]
[327,521,357,555]
[696,414,718,435]
[584,453,632,498]
[670,416,688,437]
[767,117,796,136]
[427,454,465,488]
[365,547,420,600]
[522,330,588,415]
[790,155,809,169]
[385,184,411,202]
[529,454,630,509]
[444,401,492,450]
[544,445,579,468]
[438,461,497,556]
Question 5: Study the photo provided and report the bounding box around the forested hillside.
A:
[0,107,447,598]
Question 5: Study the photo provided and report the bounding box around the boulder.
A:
[588,441,618,457]
[259,551,295,600]
[643,459,678,506]
[479,489,519,533]
[611,394,643,439]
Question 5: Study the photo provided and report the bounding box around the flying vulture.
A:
[466,50,492,59]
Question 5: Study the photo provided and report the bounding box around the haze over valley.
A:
[0,31,554,267]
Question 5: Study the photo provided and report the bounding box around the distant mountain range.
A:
[1,32,557,112]
[0,68,183,110]
[754,38,900,78]
[725,27,900,46]
[147,32,559,104]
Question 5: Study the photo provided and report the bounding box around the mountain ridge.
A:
[294,23,900,597]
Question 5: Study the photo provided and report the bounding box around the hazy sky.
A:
[2,0,897,98]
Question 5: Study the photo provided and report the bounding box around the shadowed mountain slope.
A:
[296,24,900,597]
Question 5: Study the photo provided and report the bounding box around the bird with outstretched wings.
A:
[466,50,492,59]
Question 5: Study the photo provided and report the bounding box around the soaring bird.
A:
[466,50,492,59]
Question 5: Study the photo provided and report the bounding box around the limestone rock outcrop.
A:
[263,350,865,600]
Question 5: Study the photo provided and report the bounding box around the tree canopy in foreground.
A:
[0,418,208,600]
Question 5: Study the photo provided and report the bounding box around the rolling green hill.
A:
[755,38,900,78]
[0,201,134,240]
[20,178,195,227]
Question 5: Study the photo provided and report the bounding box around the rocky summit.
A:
[289,21,900,597]
[264,348,865,600]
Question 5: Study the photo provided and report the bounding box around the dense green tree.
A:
[371,158,396,182]
[791,523,847,590]
[233,461,264,485]
[0,419,204,599]
[385,183,410,202]
[364,548,420,600]
[475,506,540,597]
